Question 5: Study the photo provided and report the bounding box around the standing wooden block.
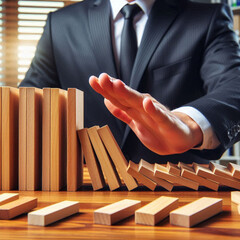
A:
[127,161,156,191]
[87,126,121,191]
[227,163,240,180]
[167,162,181,176]
[51,88,67,191]
[170,197,222,227]
[0,193,19,206]
[77,128,105,190]
[178,162,219,191]
[231,191,240,205]
[135,196,179,226]
[28,200,80,226]
[42,88,51,191]
[138,159,173,191]
[0,197,37,220]
[2,87,19,190]
[94,199,141,225]
[154,164,199,190]
[98,125,138,191]
[67,88,84,191]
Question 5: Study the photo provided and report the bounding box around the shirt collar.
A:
[109,0,156,20]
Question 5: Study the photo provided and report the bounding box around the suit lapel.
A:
[88,0,118,78]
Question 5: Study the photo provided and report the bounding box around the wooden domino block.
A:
[67,88,84,191]
[178,162,219,191]
[154,164,199,190]
[42,88,51,191]
[209,162,236,180]
[87,126,121,191]
[231,191,240,205]
[127,161,157,191]
[167,162,181,176]
[170,197,222,227]
[97,125,138,191]
[135,196,179,226]
[2,87,19,190]
[228,163,240,180]
[138,159,173,191]
[28,200,79,226]
[77,128,106,190]
[0,193,19,206]
[0,197,37,220]
[94,199,141,225]
[194,163,240,190]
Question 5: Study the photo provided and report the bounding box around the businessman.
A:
[20,0,240,164]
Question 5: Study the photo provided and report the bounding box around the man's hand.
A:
[89,73,203,155]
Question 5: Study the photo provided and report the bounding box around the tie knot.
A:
[121,4,141,19]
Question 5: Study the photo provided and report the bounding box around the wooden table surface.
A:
[0,186,240,240]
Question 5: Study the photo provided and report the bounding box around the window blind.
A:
[0,0,81,87]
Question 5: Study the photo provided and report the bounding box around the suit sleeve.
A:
[187,4,240,156]
[19,13,60,88]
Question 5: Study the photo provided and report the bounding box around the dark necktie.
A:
[120,4,141,85]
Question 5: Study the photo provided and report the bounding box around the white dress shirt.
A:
[109,0,220,150]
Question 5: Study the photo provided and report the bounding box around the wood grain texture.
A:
[2,87,19,190]
[170,197,222,227]
[127,161,156,191]
[231,191,240,205]
[28,200,80,226]
[138,159,173,191]
[94,199,141,225]
[87,126,121,191]
[98,125,138,191]
[227,163,240,180]
[154,164,199,190]
[0,197,37,220]
[77,129,106,190]
[0,193,19,206]
[67,88,84,191]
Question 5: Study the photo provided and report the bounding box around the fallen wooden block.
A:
[0,193,19,206]
[194,163,240,190]
[231,191,240,205]
[127,161,157,191]
[135,196,178,226]
[138,159,173,191]
[209,162,237,180]
[87,126,121,191]
[178,162,219,191]
[77,128,106,190]
[98,125,138,191]
[28,200,80,226]
[154,164,199,190]
[94,199,141,225]
[167,162,181,176]
[228,163,240,180]
[0,197,37,220]
[170,197,222,227]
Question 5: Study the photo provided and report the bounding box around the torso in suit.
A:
[20,0,240,164]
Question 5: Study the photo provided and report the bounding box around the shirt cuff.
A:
[172,106,220,150]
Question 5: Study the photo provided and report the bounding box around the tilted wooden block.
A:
[2,87,19,190]
[0,197,37,220]
[127,161,157,191]
[87,126,121,191]
[77,128,106,190]
[194,163,240,190]
[154,164,199,190]
[209,162,237,180]
[231,191,240,205]
[94,199,141,225]
[0,193,19,206]
[228,163,240,180]
[179,162,219,191]
[167,162,181,176]
[170,197,222,227]
[98,125,138,191]
[138,159,173,191]
[28,200,80,226]
[135,196,179,226]
[67,88,84,191]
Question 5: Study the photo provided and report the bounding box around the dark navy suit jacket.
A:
[20,0,240,163]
